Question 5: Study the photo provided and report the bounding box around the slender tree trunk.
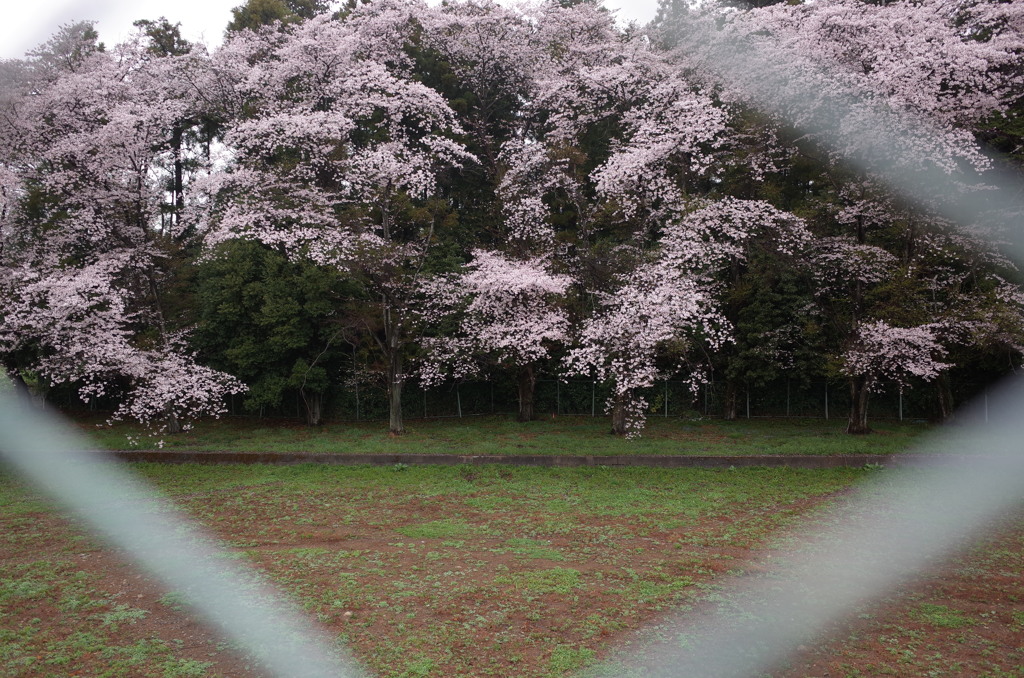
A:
[722,380,739,421]
[935,373,954,422]
[386,337,404,435]
[301,389,323,426]
[517,364,536,422]
[610,392,628,436]
[145,271,183,435]
[171,124,184,234]
[846,375,872,434]
[388,367,404,434]
[381,299,406,435]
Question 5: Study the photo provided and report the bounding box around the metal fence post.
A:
[591,381,596,417]
[665,380,669,417]
[824,382,829,420]
[457,385,462,418]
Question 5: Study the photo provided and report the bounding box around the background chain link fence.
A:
[191,375,998,423]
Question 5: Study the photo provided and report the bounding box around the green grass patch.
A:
[499,538,566,561]
[0,553,214,677]
[396,519,475,539]
[911,603,976,629]
[548,644,597,675]
[610,577,694,604]
[80,414,930,457]
[497,567,583,595]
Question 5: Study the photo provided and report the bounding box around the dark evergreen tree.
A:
[193,240,347,425]
[226,0,331,33]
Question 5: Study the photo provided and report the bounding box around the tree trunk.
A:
[722,380,739,421]
[610,392,628,436]
[846,375,872,434]
[166,411,182,435]
[382,302,405,435]
[4,368,33,406]
[302,389,323,426]
[387,344,405,435]
[517,364,536,422]
[171,123,184,233]
[935,373,954,422]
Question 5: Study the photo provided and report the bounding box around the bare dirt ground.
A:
[1,467,1021,678]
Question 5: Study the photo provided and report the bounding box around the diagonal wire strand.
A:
[0,398,368,678]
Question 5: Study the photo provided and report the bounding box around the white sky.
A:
[1,0,659,60]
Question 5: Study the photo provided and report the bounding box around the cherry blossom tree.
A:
[840,321,949,434]
[910,229,1024,420]
[198,11,475,434]
[7,0,1022,439]
[681,0,1024,185]
[491,2,815,435]
[661,0,1024,430]
[0,25,243,433]
[565,260,726,437]
[566,199,810,435]
[419,249,570,421]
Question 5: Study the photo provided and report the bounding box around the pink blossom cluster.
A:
[811,237,899,294]
[564,262,728,437]
[841,321,949,391]
[419,250,570,386]
[199,13,476,262]
[705,0,1024,177]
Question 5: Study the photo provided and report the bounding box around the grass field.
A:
[81,414,931,457]
[2,460,1021,678]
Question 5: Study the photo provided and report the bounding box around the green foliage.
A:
[133,17,192,56]
[719,244,823,393]
[226,0,329,33]
[192,239,347,422]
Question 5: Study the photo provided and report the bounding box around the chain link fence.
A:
[212,374,1001,424]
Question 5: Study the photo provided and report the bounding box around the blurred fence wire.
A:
[0,394,368,678]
